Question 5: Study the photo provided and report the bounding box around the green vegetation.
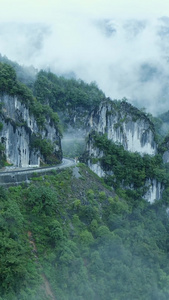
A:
[1,165,169,299]
[0,62,62,166]
[145,113,168,143]
[0,122,6,168]
[2,56,169,299]
[85,132,169,199]
[0,186,41,299]
[0,143,6,168]
[33,70,105,111]
[30,135,61,165]
[0,63,60,130]
[0,54,36,89]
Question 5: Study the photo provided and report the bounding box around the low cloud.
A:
[1,9,169,115]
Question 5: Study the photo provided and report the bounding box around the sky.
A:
[1,0,169,115]
[1,0,169,20]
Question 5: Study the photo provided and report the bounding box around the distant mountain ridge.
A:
[1,57,169,204]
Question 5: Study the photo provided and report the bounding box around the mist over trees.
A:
[1,0,169,293]
[1,16,169,114]
[0,57,169,299]
[1,165,169,300]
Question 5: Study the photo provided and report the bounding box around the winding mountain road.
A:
[0,158,75,174]
[0,158,76,186]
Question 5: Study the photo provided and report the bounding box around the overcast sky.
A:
[1,0,169,115]
[1,0,169,20]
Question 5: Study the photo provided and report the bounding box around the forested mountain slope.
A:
[0,63,62,167]
[0,54,37,89]
[1,57,169,299]
[1,165,169,300]
[33,70,106,132]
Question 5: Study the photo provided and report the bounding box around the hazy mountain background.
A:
[1,16,169,115]
[2,2,169,299]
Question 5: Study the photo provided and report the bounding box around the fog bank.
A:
[1,2,169,114]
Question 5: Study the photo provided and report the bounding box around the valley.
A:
[1,56,169,300]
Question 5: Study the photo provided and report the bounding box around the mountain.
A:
[1,58,169,299]
[31,70,169,203]
[82,99,164,203]
[0,62,62,167]
[3,18,169,114]
[0,54,37,89]
[1,165,169,300]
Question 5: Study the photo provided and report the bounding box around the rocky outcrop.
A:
[87,150,163,203]
[157,134,169,164]
[163,151,169,163]
[161,137,169,164]
[88,100,157,155]
[143,179,164,204]
[84,100,163,203]
[0,95,62,167]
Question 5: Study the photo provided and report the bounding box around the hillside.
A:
[1,58,169,299]
[0,62,62,167]
[1,164,169,300]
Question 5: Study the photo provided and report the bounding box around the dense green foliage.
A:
[0,143,6,168]
[145,114,165,142]
[1,165,169,299]
[33,70,105,111]
[30,135,61,165]
[0,122,6,168]
[0,63,60,130]
[0,187,42,300]
[2,56,169,299]
[85,132,169,199]
[0,54,36,89]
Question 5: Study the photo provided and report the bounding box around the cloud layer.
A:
[1,2,169,115]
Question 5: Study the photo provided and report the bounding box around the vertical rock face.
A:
[86,140,164,203]
[88,100,157,155]
[88,161,106,178]
[86,137,105,178]
[0,95,62,167]
[158,135,169,164]
[162,139,169,164]
[0,118,39,167]
[85,100,163,203]
[144,179,164,204]
[163,151,169,163]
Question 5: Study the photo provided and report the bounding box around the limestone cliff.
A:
[86,138,163,203]
[0,95,62,167]
[84,100,163,203]
[88,100,157,155]
[159,135,169,164]
[143,179,164,204]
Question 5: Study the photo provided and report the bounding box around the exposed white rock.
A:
[143,179,163,204]
[0,95,61,167]
[86,101,162,203]
[0,119,35,167]
[88,160,106,178]
[163,150,169,163]
[89,101,157,156]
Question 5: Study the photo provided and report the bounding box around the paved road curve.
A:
[0,158,76,175]
[0,158,76,186]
